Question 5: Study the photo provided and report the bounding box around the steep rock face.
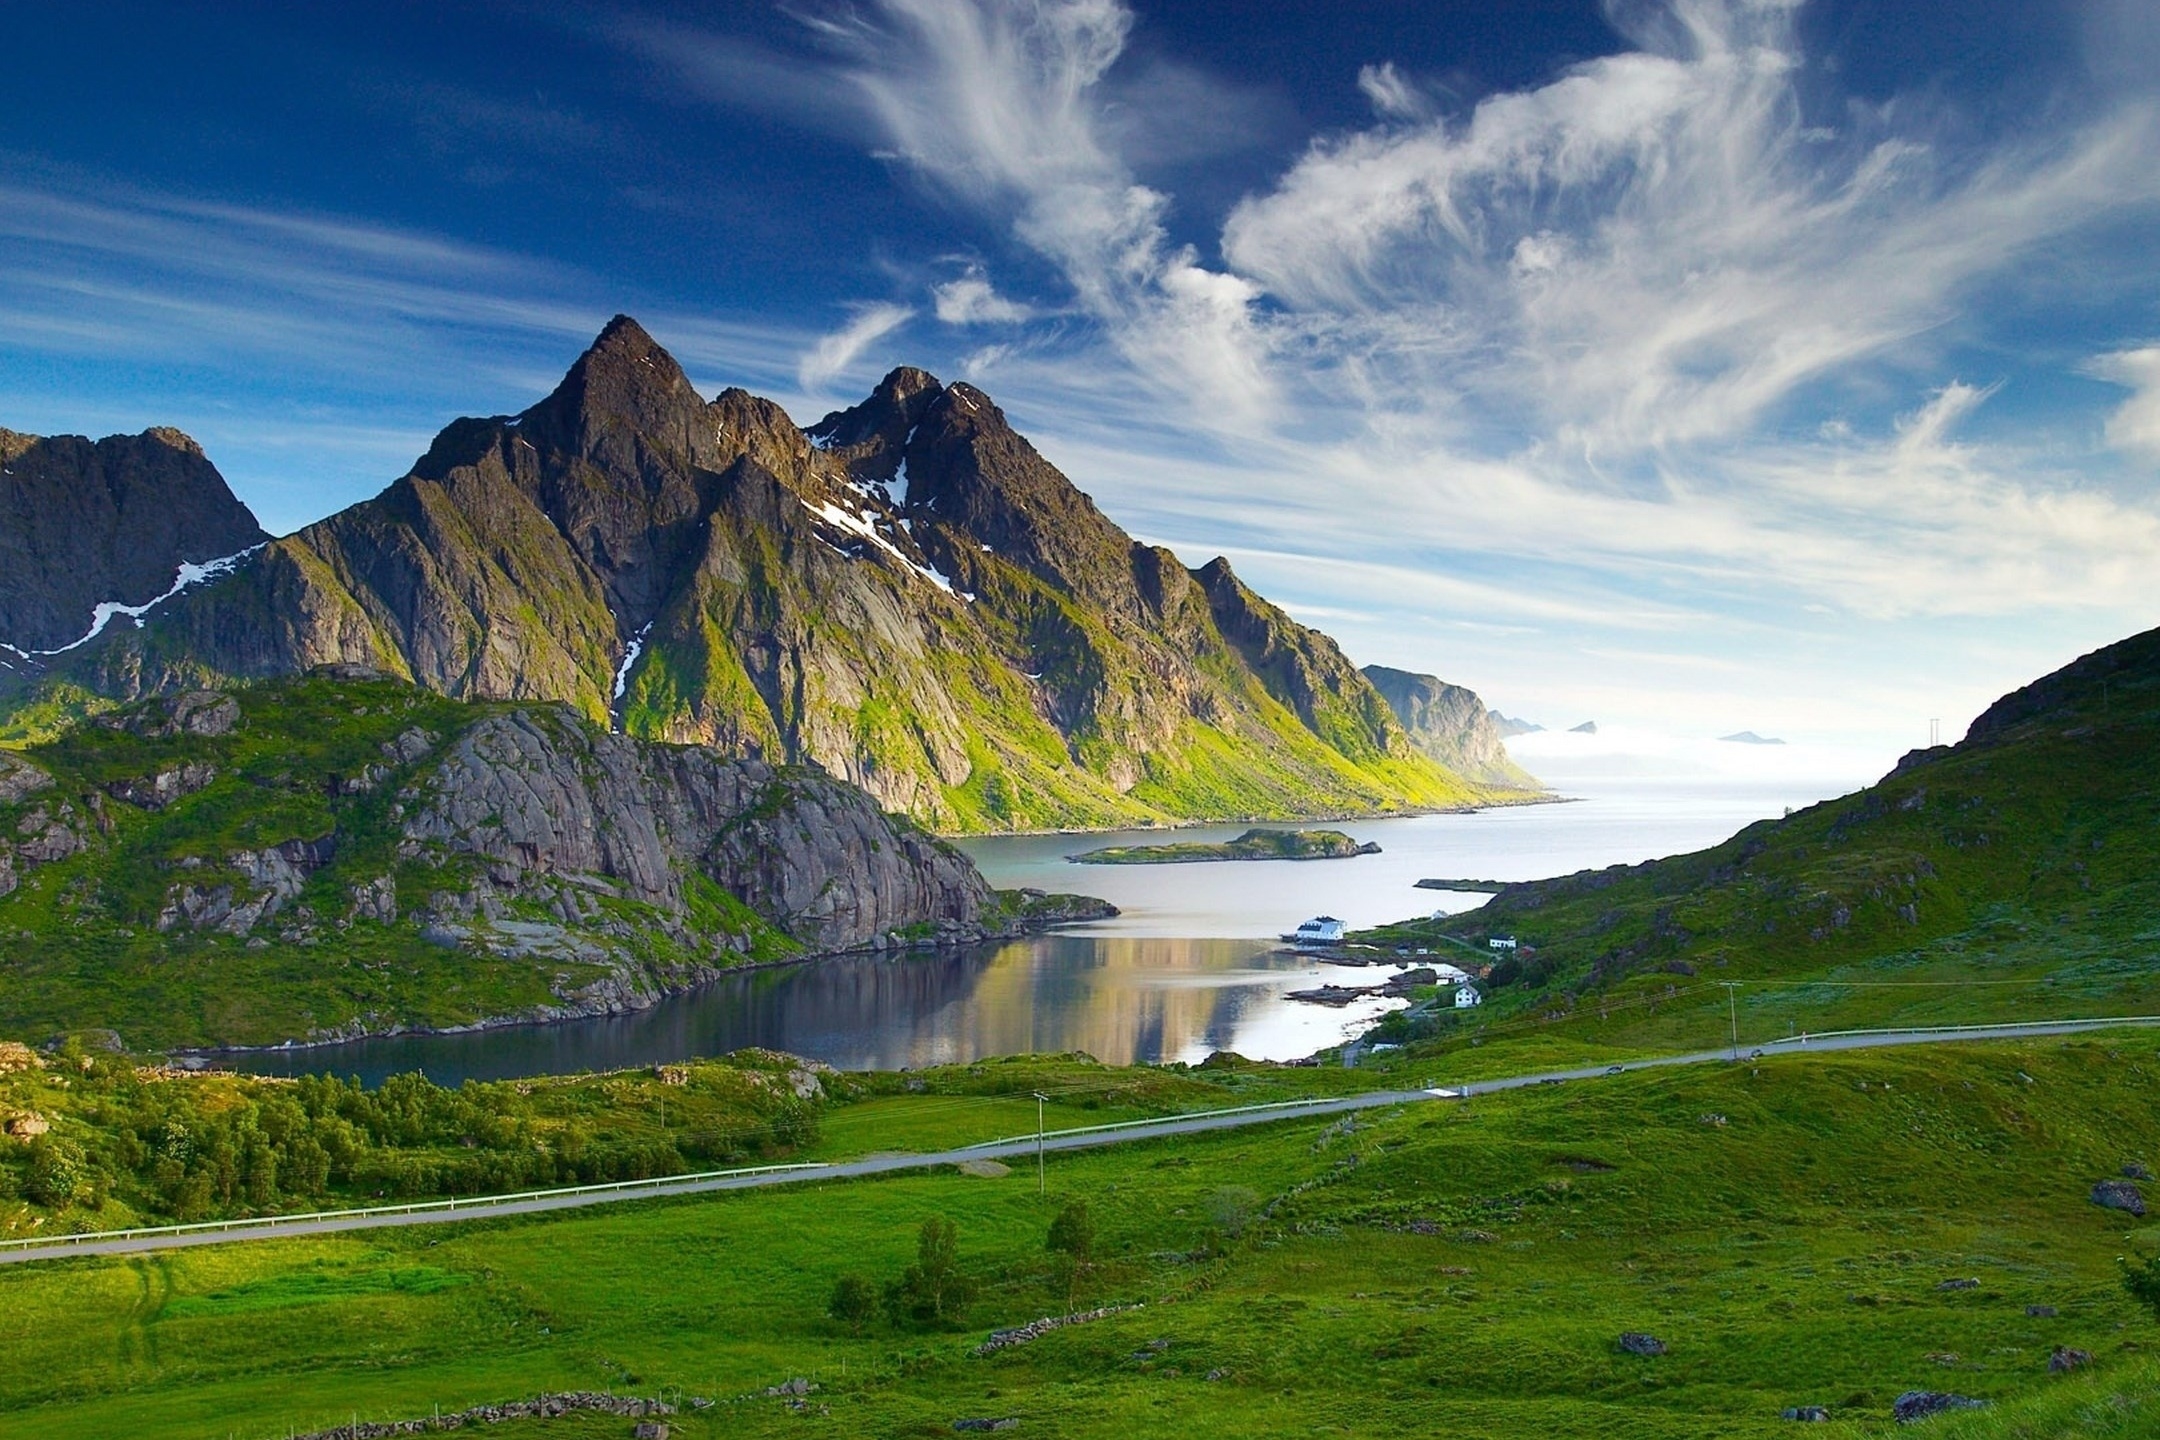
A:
[5,319,1530,829]
[406,707,995,951]
[0,427,266,653]
[1363,665,1542,789]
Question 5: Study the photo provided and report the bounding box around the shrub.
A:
[829,1274,877,1335]
[884,1216,977,1327]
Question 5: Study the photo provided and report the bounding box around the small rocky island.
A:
[1069,827,1381,865]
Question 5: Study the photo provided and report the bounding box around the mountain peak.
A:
[806,366,946,477]
[519,315,704,452]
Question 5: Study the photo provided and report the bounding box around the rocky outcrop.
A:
[401,707,995,952]
[0,752,51,804]
[1893,1392,1984,1423]
[6,319,1508,832]
[2092,1179,2146,1216]
[1363,665,1542,789]
[105,762,218,810]
[0,427,265,653]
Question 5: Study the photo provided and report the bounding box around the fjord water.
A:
[234,776,1852,1085]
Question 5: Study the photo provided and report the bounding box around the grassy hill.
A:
[1,1034,2156,1436]
[1359,625,2160,1055]
[0,671,1073,1051]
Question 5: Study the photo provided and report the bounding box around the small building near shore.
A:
[1287,916,1346,947]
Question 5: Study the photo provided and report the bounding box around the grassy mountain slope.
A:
[0,672,1063,1050]
[1,1035,2155,1436]
[0,321,1529,831]
[1362,624,2160,1049]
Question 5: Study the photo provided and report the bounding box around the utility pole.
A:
[1720,982,1741,1061]
[1032,1093,1049,1196]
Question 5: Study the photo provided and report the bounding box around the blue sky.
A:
[4,1,2158,779]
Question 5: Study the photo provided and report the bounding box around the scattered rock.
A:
[1618,1332,1667,1357]
[956,1159,1011,1178]
[1205,1369,1230,1382]
[2092,1180,2146,1216]
[282,1391,674,1439]
[381,726,437,764]
[2049,1347,2093,1374]
[0,1041,41,1074]
[976,1303,1149,1364]
[634,1426,670,1440]
[1936,1278,1979,1291]
[0,752,53,804]
[113,691,243,740]
[764,1378,815,1397]
[1894,1391,1985,1423]
[1926,1352,1962,1367]
[2026,1305,2058,1318]
[2125,1162,2155,1181]
[349,874,398,924]
[952,1422,1017,1433]
[1780,1406,1832,1422]
[1700,1113,1728,1128]
[4,1111,49,1139]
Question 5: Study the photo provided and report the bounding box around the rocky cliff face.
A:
[3,318,1529,828]
[0,427,266,654]
[0,673,1060,1045]
[1362,665,1542,790]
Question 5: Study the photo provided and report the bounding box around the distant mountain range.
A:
[1359,667,1539,789]
[1719,730,1786,745]
[0,318,1538,831]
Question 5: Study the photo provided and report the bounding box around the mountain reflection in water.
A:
[233,937,1399,1087]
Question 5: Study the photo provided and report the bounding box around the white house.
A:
[1488,936,1518,952]
[1453,984,1483,1009]
[1285,916,1346,947]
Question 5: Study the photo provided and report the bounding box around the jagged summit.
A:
[0,426,266,654]
[2,317,1532,830]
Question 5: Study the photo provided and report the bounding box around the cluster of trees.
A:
[828,1202,1096,1334]
[1,1053,822,1225]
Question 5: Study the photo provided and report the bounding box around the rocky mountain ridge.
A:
[0,318,1532,831]
[0,426,266,656]
[1359,665,1541,790]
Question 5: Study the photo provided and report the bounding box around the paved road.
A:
[4,1015,2151,1267]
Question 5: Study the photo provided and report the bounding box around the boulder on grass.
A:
[1894,1392,1985,1423]
[1617,1332,1667,1357]
[2092,1180,2146,1216]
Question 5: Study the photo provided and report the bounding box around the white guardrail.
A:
[963,1092,1392,1150]
[0,1159,827,1254]
[1758,1015,2160,1045]
[0,1095,1397,1255]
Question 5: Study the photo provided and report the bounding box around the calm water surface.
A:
[237,779,1850,1084]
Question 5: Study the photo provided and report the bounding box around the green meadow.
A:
[3,1033,2157,1438]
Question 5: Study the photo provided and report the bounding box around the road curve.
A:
[3,1016,2150,1267]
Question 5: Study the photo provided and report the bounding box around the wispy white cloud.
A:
[804,0,1276,425]
[2089,347,2160,463]
[797,302,914,389]
[933,271,1031,324]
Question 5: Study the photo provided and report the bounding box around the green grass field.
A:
[4,1033,2157,1438]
